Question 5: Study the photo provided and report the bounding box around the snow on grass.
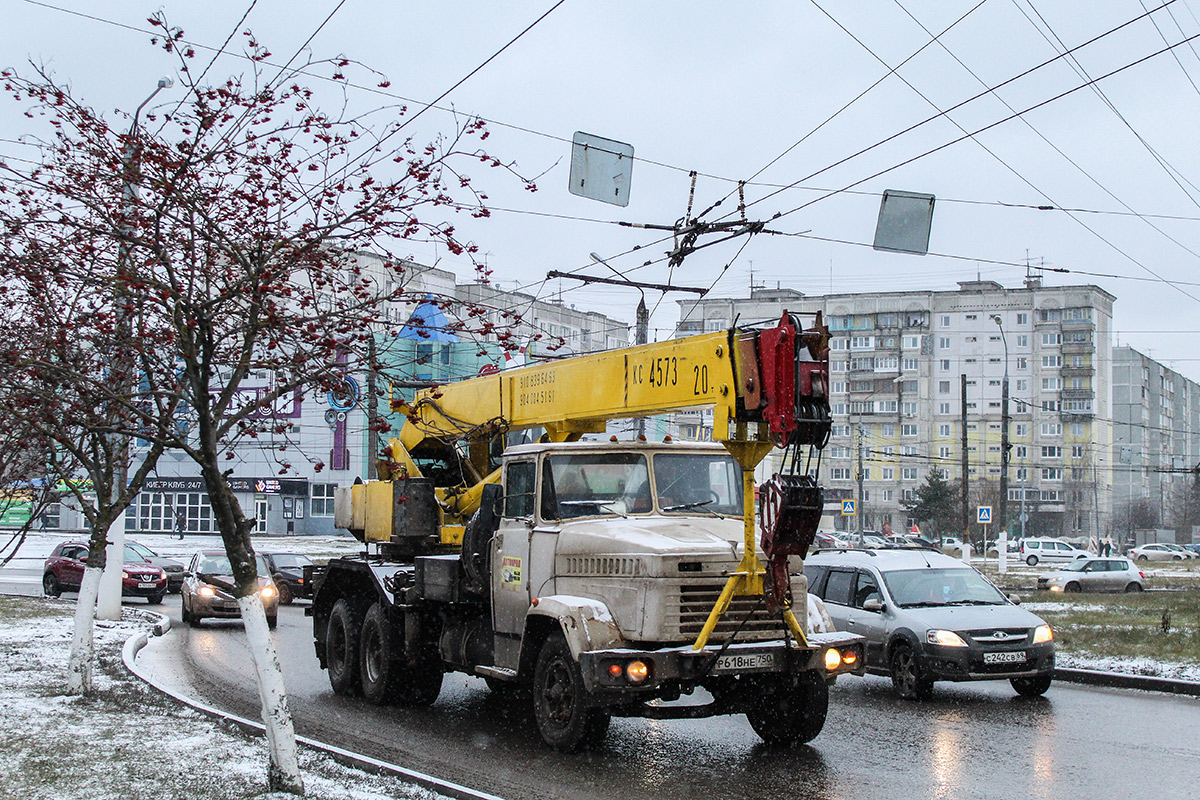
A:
[0,596,447,800]
[1056,652,1200,683]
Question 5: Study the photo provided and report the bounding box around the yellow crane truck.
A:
[307,312,864,751]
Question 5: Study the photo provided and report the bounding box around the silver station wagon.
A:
[805,549,1055,700]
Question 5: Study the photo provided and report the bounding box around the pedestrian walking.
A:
[174,511,186,540]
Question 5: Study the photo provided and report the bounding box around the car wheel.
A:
[1025,555,1039,566]
[42,572,62,598]
[890,643,933,701]
[180,599,191,624]
[186,597,203,628]
[1124,582,1143,593]
[326,598,363,696]
[277,582,293,606]
[1011,675,1052,697]
[533,635,610,752]
[1172,555,1182,561]
[1137,555,1148,562]
[267,614,278,630]
[745,671,829,745]
[1064,582,1082,593]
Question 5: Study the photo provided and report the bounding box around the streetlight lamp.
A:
[991,314,1011,572]
[97,77,174,621]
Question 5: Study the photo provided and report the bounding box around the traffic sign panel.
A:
[977,506,993,524]
[842,500,856,516]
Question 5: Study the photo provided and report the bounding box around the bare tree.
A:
[1,18,526,794]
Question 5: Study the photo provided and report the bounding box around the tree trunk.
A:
[200,457,303,795]
[238,592,303,795]
[66,565,103,695]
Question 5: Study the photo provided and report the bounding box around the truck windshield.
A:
[546,453,651,519]
[653,452,743,515]
[882,567,1008,608]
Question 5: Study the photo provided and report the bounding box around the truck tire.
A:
[745,671,829,745]
[327,599,363,696]
[533,635,610,752]
[359,602,444,707]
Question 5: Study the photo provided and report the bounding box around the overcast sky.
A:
[4,0,1200,379]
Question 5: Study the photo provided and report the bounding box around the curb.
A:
[122,625,505,800]
[1053,667,1200,697]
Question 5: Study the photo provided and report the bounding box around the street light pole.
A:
[992,315,1011,545]
[97,77,174,621]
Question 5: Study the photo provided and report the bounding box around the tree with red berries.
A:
[0,17,528,793]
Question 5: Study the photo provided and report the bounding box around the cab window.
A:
[504,461,535,517]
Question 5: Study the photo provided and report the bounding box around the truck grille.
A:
[562,556,643,577]
[675,583,789,641]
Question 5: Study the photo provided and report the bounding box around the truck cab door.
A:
[491,459,538,668]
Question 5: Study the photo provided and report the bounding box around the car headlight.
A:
[927,629,968,647]
[121,571,131,579]
[260,585,277,599]
[1033,625,1054,644]
[198,586,216,598]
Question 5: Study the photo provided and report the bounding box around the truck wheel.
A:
[890,643,933,701]
[327,599,363,696]
[1010,675,1052,697]
[359,603,444,706]
[745,671,829,745]
[533,635,610,752]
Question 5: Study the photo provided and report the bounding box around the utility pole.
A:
[961,374,970,547]
[857,421,866,543]
[98,77,173,621]
[992,315,1010,547]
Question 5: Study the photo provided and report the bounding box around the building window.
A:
[1042,377,1063,391]
[311,483,338,517]
[882,467,895,480]
[1041,446,1062,459]
[902,357,919,371]
[1041,468,1063,481]
[1016,334,1029,348]
[1015,423,1029,437]
[938,380,951,394]
[1041,422,1063,436]
[1016,357,1028,370]
[938,423,951,437]
[831,468,852,481]
[940,359,951,371]
[1042,332,1062,346]
[902,424,918,437]
[938,445,952,459]
[903,335,920,349]
[939,337,951,350]
[1042,355,1062,368]
[1016,313,1028,325]
[902,467,918,480]
[938,402,952,415]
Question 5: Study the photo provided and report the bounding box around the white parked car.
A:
[1162,544,1199,560]
[1130,543,1192,562]
[1021,537,1089,566]
[1037,557,1145,593]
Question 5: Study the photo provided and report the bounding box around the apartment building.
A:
[1111,346,1200,541]
[677,278,1115,539]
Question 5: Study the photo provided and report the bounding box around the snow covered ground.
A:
[0,595,448,800]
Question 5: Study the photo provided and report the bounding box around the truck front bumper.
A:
[578,631,865,695]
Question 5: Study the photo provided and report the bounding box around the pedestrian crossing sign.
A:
[842,500,856,516]
[977,506,993,524]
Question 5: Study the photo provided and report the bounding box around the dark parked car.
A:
[126,540,186,593]
[181,550,278,629]
[805,549,1055,700]
[261,552,315,604]
[43,541,167,604]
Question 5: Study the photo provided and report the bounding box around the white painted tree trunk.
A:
[66,565,104,695]
[96,511,126,621]
[237,593,303,795]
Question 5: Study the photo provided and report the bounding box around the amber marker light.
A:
[840,648,858,668]
[626,661,650,684]
[823,649,842,671]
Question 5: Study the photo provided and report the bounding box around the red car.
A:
[43,541,168,604]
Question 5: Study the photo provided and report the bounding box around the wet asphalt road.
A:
[148,598,1200,800]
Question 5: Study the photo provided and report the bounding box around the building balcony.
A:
[1061,365,1094,378]
[1062,341,1094,354]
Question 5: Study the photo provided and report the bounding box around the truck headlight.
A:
[927,629,968,647]
[625,660,650,684]
[1033,625,1053,644]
